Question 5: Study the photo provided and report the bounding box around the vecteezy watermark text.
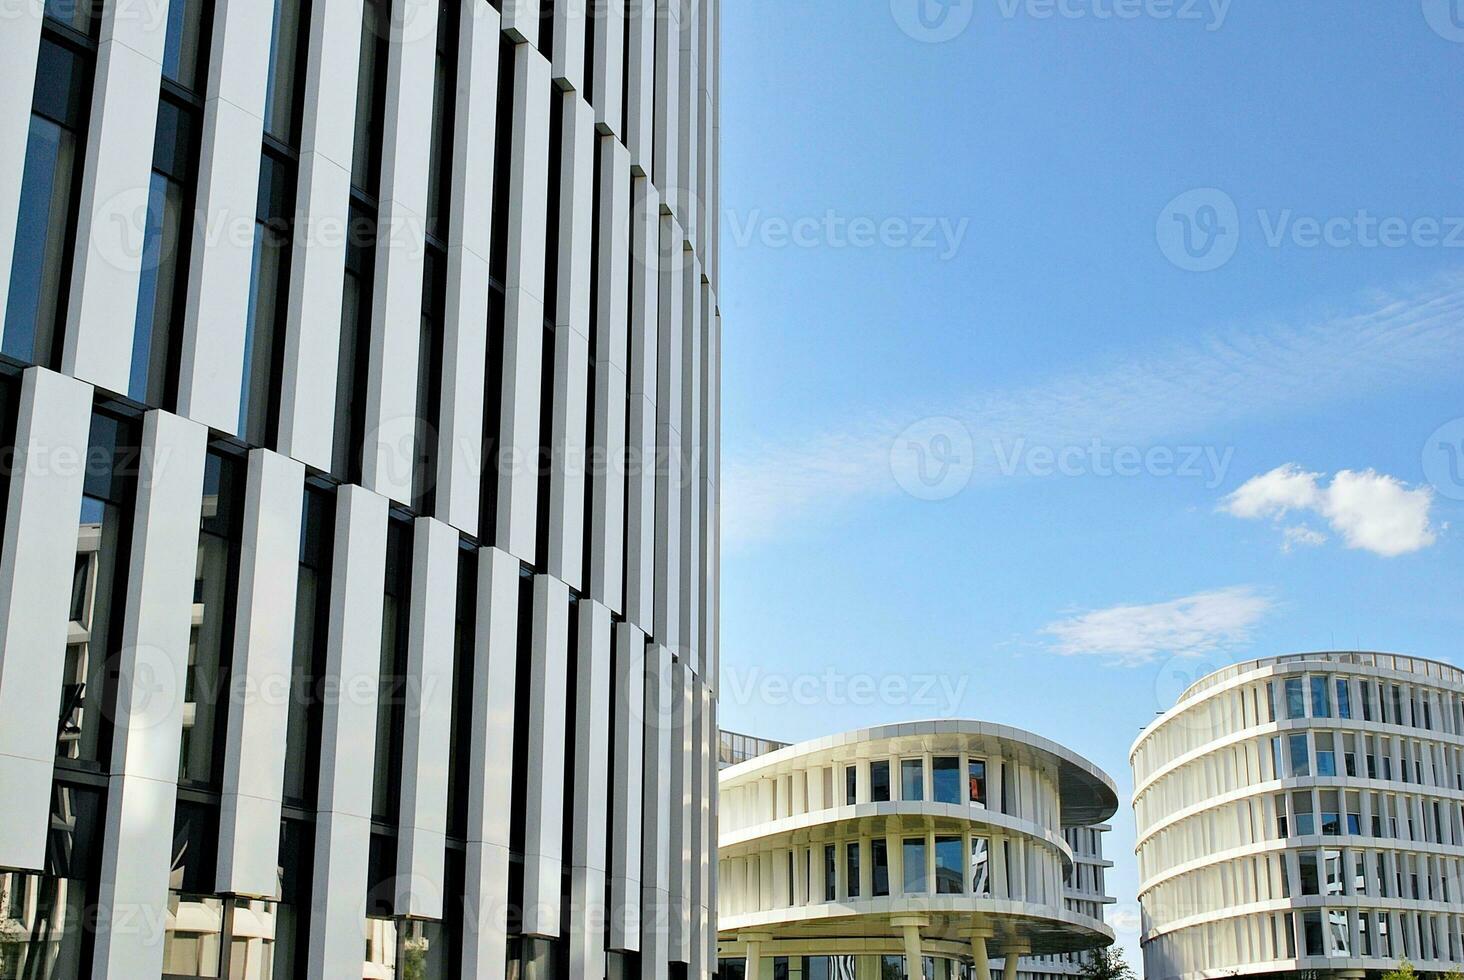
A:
[725,209,970,260]
[723,666,970,716]
[994,438,1235,487]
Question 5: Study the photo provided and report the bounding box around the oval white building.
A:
[1132,652,1464,980]
[717,721,1119,979]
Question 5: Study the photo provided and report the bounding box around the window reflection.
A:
[0,784,100,978]
[970,836,990,896]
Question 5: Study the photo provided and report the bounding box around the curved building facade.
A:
[1133,652,1464,980]
[716,721,1118,980]
[0,0,721,978]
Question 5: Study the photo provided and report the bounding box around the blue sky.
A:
[716,0,1464,964]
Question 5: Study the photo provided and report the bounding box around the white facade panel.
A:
[522,574,570,937]
[625,178,660,631]
[568,599,613,978]
[592,0,626,136]
[217,449,306,898]
[436,0,501,533]
[276,0,364,470]
[362,0,439,505]
[495,43,552,562]
[309,485,388,980]
[625,0,656,175]
[641,644,674,979]
[653,0,681,203]
[610,623,647,952]
[653,221,684,651]
[61,6,172,395]
[395,516,460,919]
[92,410,209,980]
[0,369,93,871]
[551,0,588,92]
[175,0,274,434]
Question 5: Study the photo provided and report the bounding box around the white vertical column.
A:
[546,92,595,589]
[695,0,712,261]
[523,574,570,936]
[667,661,694,964]
[502,0,541,44]
[709,0,721,287]
[693,683,714,977]
[677,255,702,666]
[436,1,500,532]
[624,178,659,633]
[92,411,208,980]
[551,0,587,91]
[677,0,699,244]
[696,285,715,682]
[588,136,630,613]
[277,0,364,470]
[362,0,439,504]
[609,623,646,951]
[396,517,459,919]
[652,0,681,197]
[625,0,655,175]
[640,643,673,980]
[0,369,92,871]
[709,310,721,689]
[217,449,305,898]
[308,485,389,980]
[703,691,719,976]
[61,2,173,394]
[175,0,275,433]
[568,599,613,978]
[462,546,522,979]
[0,9,44,330]
[591,0,626,136]
[653,220,683,651]
[495,42,551,561]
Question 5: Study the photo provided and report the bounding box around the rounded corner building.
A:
[1132,652,1464,980]
[715,721,1119,980]
[0,0,721,977]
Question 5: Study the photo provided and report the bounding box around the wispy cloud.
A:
[1041,586,1275,667]
[1221,464,1440,557]
[724,274,1464,547]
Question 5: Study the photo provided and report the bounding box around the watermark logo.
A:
[1423,418,1464,501]
[1422,0,1464,42]
[994,438,1233,487]
[725,209,970,261]
[724,665,971,715]
[1156,188,1240,272]
[891,0,977,42]
[993,0,1230,30]
[891,416,976,500]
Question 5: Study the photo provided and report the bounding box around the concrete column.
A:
[741,933,771,980]
[893,916,928,979]
[963,927,994,980]
[1002,944,1029,980]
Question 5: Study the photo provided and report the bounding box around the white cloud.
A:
[724,273,1464,548]
[1282,525,1328,551]
[1221,465,1439,557]
[1041,586,1274,667]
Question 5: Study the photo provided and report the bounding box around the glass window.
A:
[845,842,860,898]
[1303,910,1324,956]
[57,413,138,768]
[1319,791,1341,835]
[1285,678,1305,719]
[238,151,295,445]
[824,844,835,902]
[901,758,924,801]
[844,765,857,806]
[161,0,207,89]
[1323,848,1344,895]
[179,451,245,788]
[130,99,197,406]
[4,38,92,369]
[935,836,962,894]
[970,836,990,896]
[968,758,986,808]
[331,205,374,482]
[263,0,305,143]
[1311,675,1332,718]
[932,756,960,804]
[902,838,927,894]
[444,546,476,840]
[372,518,413,822]
[1315,733,1336,777]
[1299,852,1320,895]
[870,760,890,803]
[0,783,102,976]
[1293,791,1315,836]
[1336,679,1352,719]
[351,0,390,194]
[871,838,889,897]
[282,486,333,807]
[1289,733,1310,777]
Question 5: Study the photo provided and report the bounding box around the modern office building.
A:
[715,722,1118,980]
[0,0,721,977]
[1133,652,1464,980]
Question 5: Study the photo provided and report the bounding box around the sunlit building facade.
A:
[1133,653,1464,980]
[715,722,1117,980]
[0,0,722,977]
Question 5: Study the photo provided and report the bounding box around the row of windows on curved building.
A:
[714,722,1118,980]
[1133,652,1464,980]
